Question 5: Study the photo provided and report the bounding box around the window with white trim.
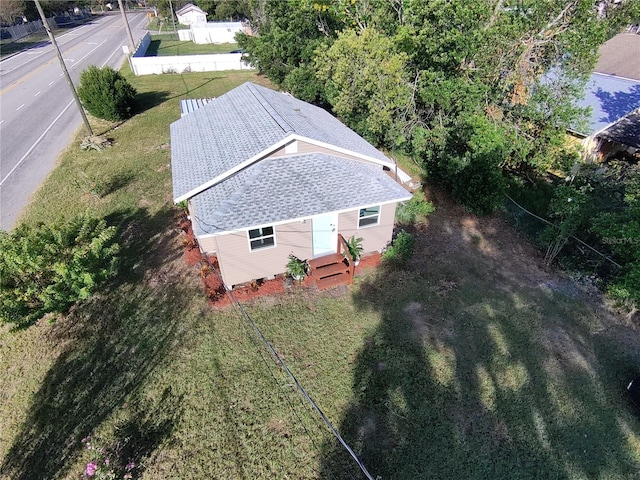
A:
[248,226,275,250]
[358,206,380,228]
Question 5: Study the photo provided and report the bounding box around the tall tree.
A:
[198,0,251,20]
[239,0,640,210]
[316,27,414,148]
[396,0,640,205]
[237,0,338,101]
[0,0,25,25]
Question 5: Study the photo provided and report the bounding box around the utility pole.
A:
[34,0,93,137]
[118,0,136,54]
[169,0,177,35]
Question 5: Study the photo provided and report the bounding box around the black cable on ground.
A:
[202,254,376,480]
[227,298,344,480]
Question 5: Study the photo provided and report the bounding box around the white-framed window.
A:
[248,226,275,250]
[358,206,380,228]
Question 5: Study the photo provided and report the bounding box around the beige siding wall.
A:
[196,203,397,287]
[188,201,217,254]
[197,234,217,254]
[269,140,367,163]
[213,220,313,287]
[338,203,397,254]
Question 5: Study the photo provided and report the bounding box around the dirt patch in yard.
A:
[417,186,638,364]
[418,187,612,307]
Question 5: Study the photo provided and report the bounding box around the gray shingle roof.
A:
[180,98,214,117]
[191,153,411,236]
[575,73,640,135]
[176,3,205,15]
[171,82,393,200]
[597,109,640,148]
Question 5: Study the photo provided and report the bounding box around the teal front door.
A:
[312,213,338,258]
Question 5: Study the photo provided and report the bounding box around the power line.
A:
[229,301,344,480]
[504,194,623,268]
[203,255,377,480]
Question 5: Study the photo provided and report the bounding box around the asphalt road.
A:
[0,11,150,231]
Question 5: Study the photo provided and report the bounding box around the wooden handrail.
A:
[337,234,355,283]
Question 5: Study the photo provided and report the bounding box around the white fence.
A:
[130,32,252,76]
[177,22,245,44]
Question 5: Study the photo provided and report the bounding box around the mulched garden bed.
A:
[178,212,380,307]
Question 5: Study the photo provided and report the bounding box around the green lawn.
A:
[145,35,239,56]
[0,68,639,479]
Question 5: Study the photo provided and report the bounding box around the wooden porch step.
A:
[308,253,345,270]
[313,261,350,279]
[316,272,351,290]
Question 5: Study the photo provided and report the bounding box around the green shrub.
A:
[538,184,590,265]
[382,230,415,266]
[0,215,119,328]
[607,262,640,305]
[396,190,435,225]
[423,113,509,214]
[286,254,309,282]
[77,65,137,121]
[451,152,506,215]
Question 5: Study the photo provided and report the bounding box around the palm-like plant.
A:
[345,236,364,264]
[286,254,309,281]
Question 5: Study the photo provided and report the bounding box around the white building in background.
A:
[178,21,248,44]
[176,3,207,25]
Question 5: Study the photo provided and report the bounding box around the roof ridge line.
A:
[246,83,293,134]
[591,71,640,83]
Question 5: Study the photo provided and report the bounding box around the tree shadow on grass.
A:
[0,40,46,57]
[321,196,640,479]
[135,91,170,115]
[105,386,184,477]
[0,207,190,479]
[92,92,170,137]
[167,75,229,101]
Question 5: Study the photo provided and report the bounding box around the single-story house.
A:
[593,32,640,83]
[175,3,207,25]
[574,73,640,136]
[587,108,640,161]
[575,73,640,159]
[570,33,640,159]
[171,82,412,289]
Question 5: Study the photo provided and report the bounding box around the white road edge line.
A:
[70,39,107,69]
[134,15,148,29]
[101,44,123,67]
[16,104,25,111]
[0,99,74,188]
